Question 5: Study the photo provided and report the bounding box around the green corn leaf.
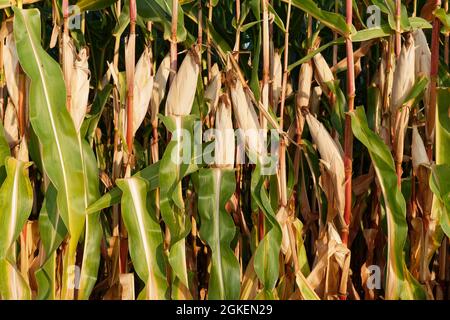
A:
[198,168,240,300]
[35,252,57,300]
[117,176,168,299]
[434,8,450,35]
[13,8,87,299]
[251,161,282,291]
[430,88,450,238]
[38,184,67,257]
[283,0,351,36]
[86,158,202,214]
[350,107,426,300]
[36,184,67,300]
[81,84,113,145]
[159,115,196,298]
[0,157,33,258]
[77,138,102,300]
[138,0,187,42]
[0,258,31,300]
[77,0,117,11]
[0,157,33,300]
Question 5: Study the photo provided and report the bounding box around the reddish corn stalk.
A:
[170,0,178,86]
[261,0,270,130]
[427,0,442,159]
[207,0,213,80]
[198,0,202,51]
[342,0,355,251]
[333,0,339,67]
[395,0,402,57]
[126,0,136,156]
[234,0,241,60]
[62,0,71,113]
[445,0,449,66]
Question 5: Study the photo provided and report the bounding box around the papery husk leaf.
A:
[70,48,90,133]
[205,64,221,116]
[151,54,170,126]
[305,114,345,225]
[165,47,200,117]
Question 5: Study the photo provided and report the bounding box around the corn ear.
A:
[150,54,170,126]
[205,63,222,116]
[69,48,90,133]
[131,47,153,136]
[305,113,345,225]
[165,47,200,117]
[214,95,234,167]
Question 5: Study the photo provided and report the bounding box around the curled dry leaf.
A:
[150,54,170,127]
[307,225,351,299]
[165,47,200,117]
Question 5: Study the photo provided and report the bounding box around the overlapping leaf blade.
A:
[117,177,168,299]
[350,107,426,300]
[198,168,240,300]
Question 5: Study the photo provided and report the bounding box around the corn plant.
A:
[0,0,449,300]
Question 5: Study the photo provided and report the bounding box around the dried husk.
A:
[204,64,222,116]
[228,70,265,161]
[391,34,415,164]
[391,34,416,117]
[313,53,334,97]
[62,32,75,99]
[165,47,200,117]
[310,86,322,116]
[297,61,313,110]
[413,29,431,120]
[412,126,429,171]
[131,47,153,136]
[3,31,19,109]
[214,95,234,168]
[306,114,345,225]
[70,48,90,133]
[272,51,282,109]
[307,224,350,299]
[150,54,170,127]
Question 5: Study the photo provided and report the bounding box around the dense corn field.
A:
[0,0,448,301]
